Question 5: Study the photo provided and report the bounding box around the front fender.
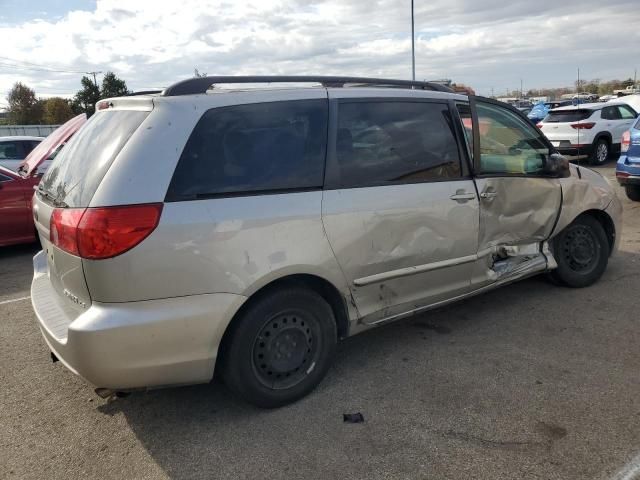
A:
[550,165,620,248]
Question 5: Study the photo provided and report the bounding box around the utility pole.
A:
[88,71,102,88]
[577,67,580,92]
[520,79,523,99]
[411,0,415,81]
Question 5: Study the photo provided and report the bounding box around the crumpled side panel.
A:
[551,165,615,238]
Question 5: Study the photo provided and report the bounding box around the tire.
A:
[625,185,640,201]
[549,215,609,288]
[589,138,610,165]
[220,287,337,408]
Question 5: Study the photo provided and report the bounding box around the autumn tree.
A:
[42,97,74,124]
[6,82,43,124]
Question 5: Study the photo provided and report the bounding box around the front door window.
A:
[476,102,550,175]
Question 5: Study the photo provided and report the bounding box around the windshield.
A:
[39,110,149,207]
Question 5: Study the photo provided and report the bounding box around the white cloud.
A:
[1,0,639,98]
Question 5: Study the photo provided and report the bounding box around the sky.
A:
[1,0,639,103]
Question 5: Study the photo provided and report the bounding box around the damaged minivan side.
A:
[29,77,621,408]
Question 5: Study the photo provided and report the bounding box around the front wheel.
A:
[220,287,337,408]
[549,215,609,288]
[625,185,640,201]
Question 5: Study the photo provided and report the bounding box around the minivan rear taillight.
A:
[621,130,631,153]
[50,203,163,259]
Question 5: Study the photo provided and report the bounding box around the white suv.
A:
[538,103,638,164]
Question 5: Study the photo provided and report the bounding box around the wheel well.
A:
[216,274,351,375]
[579,209,615,254]
[593,132,612,146]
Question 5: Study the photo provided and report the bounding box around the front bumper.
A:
[31,251,246,390]
[616,155,640,186]
[605,193,623,254]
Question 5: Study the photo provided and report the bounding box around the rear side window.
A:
[544,109,593,123]
[40,110,149,207]
[333,101,460,188]
[167,100,327,200]
[0,141,24,159]
[601,106,621,120]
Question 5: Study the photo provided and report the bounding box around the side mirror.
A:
[543,153,571,178]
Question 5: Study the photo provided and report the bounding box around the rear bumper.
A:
[31,250,246,390]
[556,144,593,160]
[616,155,640,185]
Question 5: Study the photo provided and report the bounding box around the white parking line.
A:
[610,452,640,480]
[0,296,31,306]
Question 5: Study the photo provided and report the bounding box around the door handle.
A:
[480,191,498,199]
[450,191,476,202]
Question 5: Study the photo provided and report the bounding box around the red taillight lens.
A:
[50,208,84,256]
[536,123,543,128]
[50,203,162,259]
[616,171,630,178]
[621,130,631,153]
[570,122,596,130]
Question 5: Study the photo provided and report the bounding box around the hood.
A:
[17,113,87,177]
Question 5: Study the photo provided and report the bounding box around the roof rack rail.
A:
[162,76,453,96]
[125,90,163,96]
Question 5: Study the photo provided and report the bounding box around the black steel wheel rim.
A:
[562,225,599,273]
[252,310,321,390]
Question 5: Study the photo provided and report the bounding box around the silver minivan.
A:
[30,76,621,407]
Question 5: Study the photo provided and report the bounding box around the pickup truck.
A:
[614,85,640,96]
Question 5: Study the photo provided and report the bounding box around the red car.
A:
[0,114,86,247]
[0,165,42,246]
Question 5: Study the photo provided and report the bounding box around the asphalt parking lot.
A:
[1,163,639,480]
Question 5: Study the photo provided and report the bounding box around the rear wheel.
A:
[549,215,609,288]
[221,287,337,408]
[625,185,640,201]
[589,138,609,165]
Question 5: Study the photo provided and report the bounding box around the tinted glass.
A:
[40,110,149,207]
[618,105,637,120]
[22,140,39,155]
[167,100,327,200]
[334,101,460,187]
[601,106,621,120]
[0,141,23,159]
[544,109,593,123]
[477,102,549,175]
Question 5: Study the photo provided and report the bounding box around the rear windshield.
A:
[543,109,593,123]
[40,110,148,207]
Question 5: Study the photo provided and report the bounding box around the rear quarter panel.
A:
[82,192,354,311]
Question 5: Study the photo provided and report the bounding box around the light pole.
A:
[411,0,415,81]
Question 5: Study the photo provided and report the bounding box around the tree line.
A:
[4,72,130,125]
[503,77,637,99]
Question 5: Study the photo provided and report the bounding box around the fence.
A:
[0,125,60,137]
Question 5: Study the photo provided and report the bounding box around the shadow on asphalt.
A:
[93,266,606,479]
[0,242,41,298]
